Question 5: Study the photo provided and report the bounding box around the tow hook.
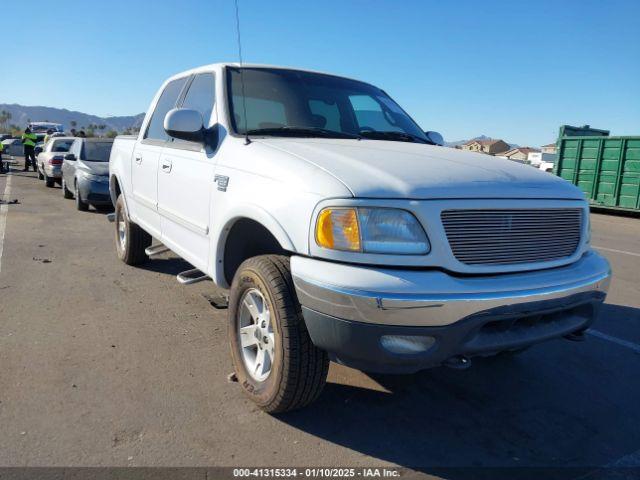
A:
[564,330,587,342]
[444,355,471,370]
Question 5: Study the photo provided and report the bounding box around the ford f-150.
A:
[108,63,611,413]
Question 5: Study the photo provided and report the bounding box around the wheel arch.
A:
[214,206,296,288]
[109,174,122,206]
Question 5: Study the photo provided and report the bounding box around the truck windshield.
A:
[227,67,428,142]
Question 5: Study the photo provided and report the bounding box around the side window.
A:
[348,95,402,132]
[180,73,215,127]
[144,77,188,141]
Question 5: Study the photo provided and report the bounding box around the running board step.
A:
[106,213,115,223]
[177,268,210,285]
[145,244,170,256]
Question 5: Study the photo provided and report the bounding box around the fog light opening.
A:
[380,335,436,354]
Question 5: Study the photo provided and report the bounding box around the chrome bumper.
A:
[44,165,62,178]
[291,251,611,327]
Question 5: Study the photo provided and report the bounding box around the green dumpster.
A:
[555,125,640,212]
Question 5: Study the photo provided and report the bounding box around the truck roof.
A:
[165,63,368,86]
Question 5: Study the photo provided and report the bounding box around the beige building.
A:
[541,143,557,154]
[500,147,540,162]
[461,139,511,155]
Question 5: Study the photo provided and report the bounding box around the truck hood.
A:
[256,138,584,200]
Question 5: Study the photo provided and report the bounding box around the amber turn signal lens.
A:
[315,208,361,251]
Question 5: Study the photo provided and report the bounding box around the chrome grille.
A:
[441,209,582,265]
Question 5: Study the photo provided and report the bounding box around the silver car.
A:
[37,137,75,187]
[1,138,24,157]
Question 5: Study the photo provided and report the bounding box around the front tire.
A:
[75,181,89,211]
[228,255,329,413]
[62,178,73,199]
[114,194,151,265]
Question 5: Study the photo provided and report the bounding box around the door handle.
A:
[161,159,172,173]
[134,154,142,164]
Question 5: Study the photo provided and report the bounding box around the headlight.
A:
[315,207,430,255]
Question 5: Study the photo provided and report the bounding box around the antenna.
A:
[234,0,250,145]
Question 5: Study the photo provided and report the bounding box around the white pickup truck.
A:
[109,63,611,413]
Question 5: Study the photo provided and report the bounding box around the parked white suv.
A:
[109,63,611,412]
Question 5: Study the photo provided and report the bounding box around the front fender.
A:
[211,203,296,287]
[109,174,120,206]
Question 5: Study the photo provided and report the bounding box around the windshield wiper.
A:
[359,130,429,144]
[245,126,361,140]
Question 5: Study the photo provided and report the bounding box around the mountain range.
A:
[0,104,145,133]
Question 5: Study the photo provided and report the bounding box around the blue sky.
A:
[2,0,638,146]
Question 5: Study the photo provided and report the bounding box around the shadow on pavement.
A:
[593,303,640,343]
[78,206,115,215]
[275,304,640,480]
[138,257,193,276]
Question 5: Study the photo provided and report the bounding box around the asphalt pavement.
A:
[1,158,639,479]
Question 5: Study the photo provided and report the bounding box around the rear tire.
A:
[95,204,114,213]
[38,168,44,180]
[114,194,151,265]
[62,178,73,199]
[228,255,329,413]
[44,173,54,188]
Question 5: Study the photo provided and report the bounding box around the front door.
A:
[157,72,217,271]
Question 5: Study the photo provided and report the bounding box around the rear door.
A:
[131,77,189,237]
[157,72,217,270]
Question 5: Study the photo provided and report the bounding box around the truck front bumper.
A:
[291,251,611,373]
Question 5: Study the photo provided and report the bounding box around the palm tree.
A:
[0,110,10,132]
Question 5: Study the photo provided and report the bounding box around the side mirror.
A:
[64,153,76,161]
[164,108,204,143]
[424,131,444,146]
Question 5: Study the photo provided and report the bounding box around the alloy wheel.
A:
[238,288,275,382]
